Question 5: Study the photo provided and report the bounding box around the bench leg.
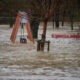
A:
[47,42,50,51]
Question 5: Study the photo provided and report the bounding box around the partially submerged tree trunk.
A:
[70,14,74,30]
[55,15,59,29]
[29,0,65,51]
[43,19,48,38]
[39,19,48,51]
[62,11,65,26]
[70,18,74,30]
[55,10,59,29]
[31,20,39,39]
[52,18,55,29]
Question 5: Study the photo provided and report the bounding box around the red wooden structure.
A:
[52,34,80,38]
[10,11,34,43]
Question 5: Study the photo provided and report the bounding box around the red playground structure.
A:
[52,34,80,38]
[10,11,34,44]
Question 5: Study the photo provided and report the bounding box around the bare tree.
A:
[29,0,63,38]
[28,0,63,51]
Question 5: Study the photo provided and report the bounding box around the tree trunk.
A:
[62,15,64,26]
[43,19,48,38]
[62,11,65,27]
[71,19,74,30]
[70,15,74,30]
[62,20,64,27]
[52,18,55,29]
[55,13,59,29]
[31,20,39,39]
[55,19,59,29]
[40,19,48,51]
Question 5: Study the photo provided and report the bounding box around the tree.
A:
[0,0,29,17]
[0,0,29,27]
[29,0,63,51]
[54,0,79,30]
[67,0,78,30]
[29,0,63,38]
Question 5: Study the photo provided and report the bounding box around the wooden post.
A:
[37,40,41,51]
[47,41,50,51]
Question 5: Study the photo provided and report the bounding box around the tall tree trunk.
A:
[43,19,48,39]
[62,11,65,26]
[31,20,39,39]
[71,19,74,30]
[40,19,48,51]
[55,18,59,29]
[52,18,55,29]
[62,19,64,27]
[55,13,59,29]
[70,14,74,30]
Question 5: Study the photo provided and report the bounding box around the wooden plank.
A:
[10,13,21,43]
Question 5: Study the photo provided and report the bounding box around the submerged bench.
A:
[37,40,50,51]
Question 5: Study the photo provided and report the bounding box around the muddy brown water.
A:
[0,24,80,80]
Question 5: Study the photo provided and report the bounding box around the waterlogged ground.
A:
[0,24,80,80]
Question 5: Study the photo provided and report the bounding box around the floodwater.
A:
[0,23,80,80]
